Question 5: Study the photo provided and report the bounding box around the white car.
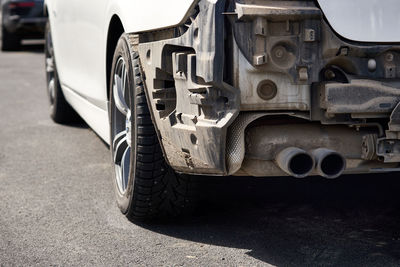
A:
[44,0,400,220]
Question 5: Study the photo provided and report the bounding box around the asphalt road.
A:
[1,44,400,266]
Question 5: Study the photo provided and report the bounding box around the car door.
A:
[51,0,109,110]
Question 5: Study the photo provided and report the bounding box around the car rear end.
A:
[1,0,45,50]
[136,0,400,179]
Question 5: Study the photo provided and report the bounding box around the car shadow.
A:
[61,120,89,129]
[62,119,112,148]
[138,174,400,266]
[19,43,44,53]
[0,40,44,53]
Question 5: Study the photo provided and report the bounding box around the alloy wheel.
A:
[111,57,133,195]
[45,27,55,105]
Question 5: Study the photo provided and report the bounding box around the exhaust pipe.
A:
[276,147,315,178]
[312,148,346,179]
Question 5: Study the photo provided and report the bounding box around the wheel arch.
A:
[104,0,197,101]
[106,15,125,101]
[43,3,48,17]
[43,0,51,18]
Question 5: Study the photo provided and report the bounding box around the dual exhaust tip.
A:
[276,147,346,179]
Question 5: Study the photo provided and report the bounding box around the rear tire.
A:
[110,34,196,221]
[1,26,21,51]
[45,21,79,123]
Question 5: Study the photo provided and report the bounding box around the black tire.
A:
[45,21,79,123]
[1,26,21,51]
[110,34,196,221]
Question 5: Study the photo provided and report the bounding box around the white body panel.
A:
[62,85,110,142]
[44,0,195,144]
[318,0,400,42]
[104,0,195,33]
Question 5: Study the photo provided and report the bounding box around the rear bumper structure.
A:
[137,0,400,178]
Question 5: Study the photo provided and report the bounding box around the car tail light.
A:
[9,2,35,8]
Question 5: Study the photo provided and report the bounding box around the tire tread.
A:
[122,35,195,221]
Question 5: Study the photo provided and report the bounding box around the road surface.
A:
[1,43,400,266]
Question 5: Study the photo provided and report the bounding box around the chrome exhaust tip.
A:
[276,147,315,178]
[312,148,346,179]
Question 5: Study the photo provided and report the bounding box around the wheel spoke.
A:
[113,74,129,116]
[46,58,54,73]
[122,63,127,96]
[113,131,128,164]
[112,130,126,147]
[48,79,55,103]
[120,148,131,191]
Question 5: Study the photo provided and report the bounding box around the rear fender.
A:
[105,0,197,34]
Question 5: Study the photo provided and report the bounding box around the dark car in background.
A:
[1,0,45,51]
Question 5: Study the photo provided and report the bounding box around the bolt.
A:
[275,47,285,58]
[324,69,336,80]
[386,53,394,62]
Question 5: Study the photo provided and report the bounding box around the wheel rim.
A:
[45,27,55,105]
[112,57,132,195]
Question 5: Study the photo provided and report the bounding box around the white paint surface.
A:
[318,0,400,42]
